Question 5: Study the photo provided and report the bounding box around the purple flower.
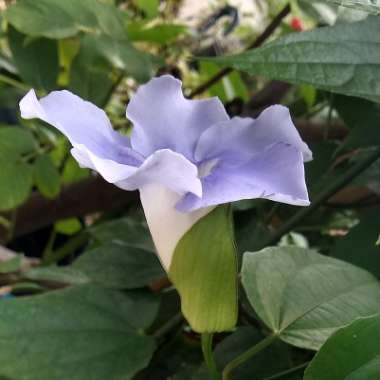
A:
[20,75,311,269]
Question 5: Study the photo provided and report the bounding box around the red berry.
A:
[290,17,303,31]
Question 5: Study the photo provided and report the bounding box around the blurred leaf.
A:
[62,156,90,184]
[302,0,380,14]
[34,154,61,199]
[331,215,380,279]
[77,34,160,83]
[335,95,380,148]
[242,246,380,350]
[73,243,164,289]
[8,27,58,91]
[0,126,37,160]
[5,0,125,39]
[304,313,380,380]
[127,22,187,44]
[0,161,33,211]
[299,84,317,108]
[135,0,159,19]
[69,35,115,106]
[199,62,249,102]
[25,266,91,285]
[0,285,158,380]
[169,206,238,333]
[210,17,380,103]
[0,256,22,274]
[89,217,155,252]
[55,218,82,235]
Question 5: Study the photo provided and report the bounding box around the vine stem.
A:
[201,333,220,380]
[188,4,291,99]
[222,334,277,380]
[261,362,309,380]
[260,147,380,248]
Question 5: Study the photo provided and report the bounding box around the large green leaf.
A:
[0,285,158,380]
[0,161,33,211]
[302,0,380,14]
[242,246,380,350]
[73,243,164,289]
[8,27,58,91]
[169,206,238,333]
[331,215,380,279]
[5,0,125,39]
[304,313,380,380]
[211,16,380,103]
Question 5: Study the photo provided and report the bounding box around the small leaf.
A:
[0,256,22,274]
[135,0,159,19]
[0,161,33,211]
[55,218,82,235]
[304,313,380,380]
[169,206,238,333]
[242,246,380,350]
[210,17,380,103]
[0,285,158,380]
[127,22,187,44]
[34,154,61,199]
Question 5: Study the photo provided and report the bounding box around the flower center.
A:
[198,158,219,178]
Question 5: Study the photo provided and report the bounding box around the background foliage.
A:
[0,0,380,379]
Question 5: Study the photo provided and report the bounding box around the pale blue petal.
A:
[195,105,312,165]
[126,75,229,160]
[116,149,202,197]
[20,89,143,167]
[177,143,309,211]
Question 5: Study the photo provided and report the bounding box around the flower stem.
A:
[0,73,30,92]
[201,333,220,380]
[222,334,277,380]
[260,146,380,248]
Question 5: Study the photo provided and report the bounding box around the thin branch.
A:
[188,4,291,99]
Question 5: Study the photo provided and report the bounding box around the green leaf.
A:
[73,243,164,289]
[34,154,61,199]
[242,246,380,350]
[55,218,82,235]
[0,285,158,380]
[0,126,37,160]
[8,27,58,91]
[76,34,159,83]
[210,17,380,103]
[304,313,380,380]
[127,22,187,44]
[69,35,115,106]
[5,0,126,39]
[0,256,22,274]
[0,161,33,211]
[89,217,155,252]
[135,0,159,19]
[331,215,380,279]
[302,0,380,15]
[169,206,238,333]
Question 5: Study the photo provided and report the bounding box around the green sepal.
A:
[168,205,238,333]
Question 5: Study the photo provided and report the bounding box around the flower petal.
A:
[115,149,202,197]
[140,183,213,270]
[177,143,310,212]
[126,75,229,160]
[195,105,312,164]
[20,89,143,167]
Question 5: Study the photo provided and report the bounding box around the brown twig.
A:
[187,4,291,99]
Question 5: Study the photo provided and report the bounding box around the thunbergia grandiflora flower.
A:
[20,75,311,270]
